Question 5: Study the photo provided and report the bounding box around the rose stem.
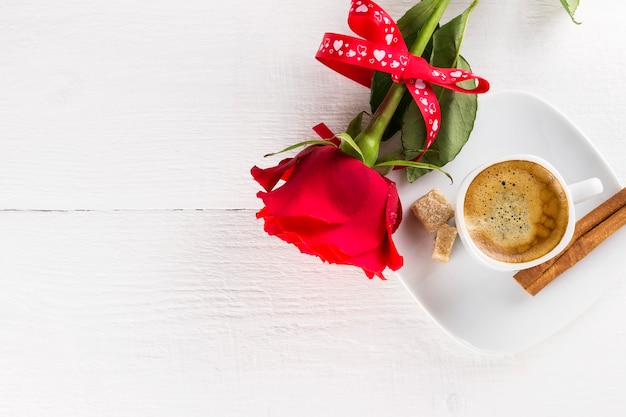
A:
[355,0,452,167]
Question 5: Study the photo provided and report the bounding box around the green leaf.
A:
[336,133,366,162]
[560,0,581,24]
[346,112,365,139]
[402,55,477,182]
[375,159,452,183]
[264,139,337,157]
[396,0,441,39]
[400,2,478,182]
[431,1,477,70]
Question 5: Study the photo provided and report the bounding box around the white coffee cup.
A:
[455,154,603,271]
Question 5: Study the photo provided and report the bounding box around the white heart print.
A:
[414,79,426,89]
[373,49,386,62]
[333,40,343,51]
[450,70,463,78]
[356,4,368,13]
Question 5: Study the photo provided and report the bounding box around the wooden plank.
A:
[2,209,626,416]
[0,209,448,415]
[2,0,626,415]
[0,1,624,210]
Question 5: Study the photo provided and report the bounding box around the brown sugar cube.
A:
[432,224,458,263]
[411,189,454,233]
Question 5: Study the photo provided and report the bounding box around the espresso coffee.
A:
[463,160,569,263]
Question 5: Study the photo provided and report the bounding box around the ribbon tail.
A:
[421,64,490,94]
[312,123,335,140]
[312,123,341,146]
[404,79,441,162]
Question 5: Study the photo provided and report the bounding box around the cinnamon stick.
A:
[524,205,626,295]
[514,187,626,295]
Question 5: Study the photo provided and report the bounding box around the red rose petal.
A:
[253,145,403,279]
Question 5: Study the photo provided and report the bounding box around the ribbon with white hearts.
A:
[315,0,490,160]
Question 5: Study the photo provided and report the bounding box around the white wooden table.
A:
[2,1,626,415]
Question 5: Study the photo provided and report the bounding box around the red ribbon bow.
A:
[315,0,490,158]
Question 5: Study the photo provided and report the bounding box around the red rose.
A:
[251,145,403,279]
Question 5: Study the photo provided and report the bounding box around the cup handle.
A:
[568,177,603,204]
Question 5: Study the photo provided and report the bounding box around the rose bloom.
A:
[251,145,403,279]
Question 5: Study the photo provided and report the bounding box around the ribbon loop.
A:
[407,56,489,94]
[348,0,400,48]
[315,0,490,160]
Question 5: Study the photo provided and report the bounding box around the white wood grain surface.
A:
[2,0,626,416]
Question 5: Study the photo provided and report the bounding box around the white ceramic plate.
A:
[390,91,624,355]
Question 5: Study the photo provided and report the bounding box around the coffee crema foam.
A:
[463,160,569,263]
